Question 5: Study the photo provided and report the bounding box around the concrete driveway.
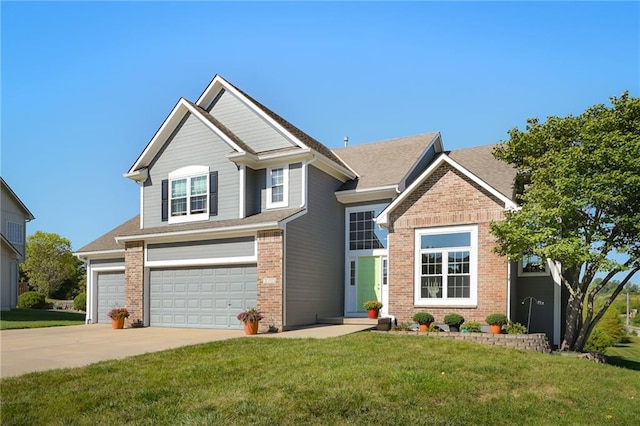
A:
[0,323,372,378]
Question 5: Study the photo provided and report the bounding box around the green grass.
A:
[606,335,640,370]
[0,309,86,330]
[1,333,638,425]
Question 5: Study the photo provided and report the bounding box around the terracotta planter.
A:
[244,321,259,335]
[489,324,503,334]
[367,309,379,319]
[419,323,431,332]
[111,317,125,329]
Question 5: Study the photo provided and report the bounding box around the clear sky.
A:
[1,1,639,251]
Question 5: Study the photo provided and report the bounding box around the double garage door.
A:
[150,265,257,329]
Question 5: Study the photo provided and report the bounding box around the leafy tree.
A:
[21,231,79,297]
[491,92,640,352]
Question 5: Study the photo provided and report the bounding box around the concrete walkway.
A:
[0,323,372,378]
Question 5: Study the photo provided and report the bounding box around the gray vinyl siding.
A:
[254,163,303,212]
[1,190,28,259]
[147,237,255,262]
[90,258,125,268]
[405,144,437,187]
[209,90,294,153]
[284,165,345,327]
[143,113,240,228]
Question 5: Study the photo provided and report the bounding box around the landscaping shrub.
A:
[505,321,528,334]
[585,305,626,352]
[17,291,46,309]
[73,292,87,311]
[461,321,482,333]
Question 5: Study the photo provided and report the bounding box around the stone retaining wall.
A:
[377,331,552,354]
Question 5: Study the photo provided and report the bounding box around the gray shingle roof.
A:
[76,209,303,254]
[333,133,439,191]
[448,144,516,200]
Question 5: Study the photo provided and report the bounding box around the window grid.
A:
[7,222,23,245]
[171,175,207,217]
[419,241,471,299]
[349,211,385,250]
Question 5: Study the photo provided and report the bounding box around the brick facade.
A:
[388,164,508,325]
[124,240,144,326]
[257,230,284,332]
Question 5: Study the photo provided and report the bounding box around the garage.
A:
[149,265,257,329]
[96,271,126,324]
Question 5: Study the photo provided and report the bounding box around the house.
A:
[76,75,564,345]
[1,178,35,310]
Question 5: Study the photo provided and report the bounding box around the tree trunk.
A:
[560,291,584,351]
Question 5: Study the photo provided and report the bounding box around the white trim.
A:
[335,185,398,204]
[414,225,478,307]
[267,165,289,209]
[549,259,563,347]
[507,261,512,321]
[88,264,126,325]
[239,165,246,218]
[227,149,314,169]
[139,185,144,229]
[345,203,390,255]
[517,255,550,277]
[145,256,257,268]
[74,249,125,260]
[376,154,517,227]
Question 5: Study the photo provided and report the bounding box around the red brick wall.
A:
[124,241,144,326]
[388,164,509,325]
[257,230,284,332]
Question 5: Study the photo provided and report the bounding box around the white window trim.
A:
[267,165,289,209]
[517,254,550,277]
[168,165,209,224]
[414,225,478,307]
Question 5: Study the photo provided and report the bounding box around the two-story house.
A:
[1,178,35,311]
[76,75,564,345]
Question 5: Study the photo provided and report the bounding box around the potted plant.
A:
[363,300,383,319]
[444,313,465,332]
[237,307,264,335]
[461,320,482,333]
[107,307,129,329]
[412,312,434,332]
[485,313,508,334]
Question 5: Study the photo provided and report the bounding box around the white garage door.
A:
[97,272,126,324]
[150,266,257,329]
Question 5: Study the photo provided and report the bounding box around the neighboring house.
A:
[76,75,565,345]
[1,178,35,310]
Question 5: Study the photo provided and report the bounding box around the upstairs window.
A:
[267,166,288,209]
[415,225,477,306]
[162,166,217,224]
[6,222,23,245]
[518,253,548,276]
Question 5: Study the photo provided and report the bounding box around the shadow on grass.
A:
[606,355,640,371]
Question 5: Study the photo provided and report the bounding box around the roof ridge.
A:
[333,132,439,152]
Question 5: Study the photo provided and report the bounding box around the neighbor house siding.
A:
[1,190,27,259]
[284,165,345,327]
[209,90,294,153]
[147,237,255,262]
[142,113,240,228]
[388,163,508,325]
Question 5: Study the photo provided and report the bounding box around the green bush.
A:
[412,312,434,324]
[485,313,508,326]
[505,321,528,334]
[73,292,87,311]
[461,321,482,333]
[584,328,612,353]
[444,313,465,327]
[585,305,626,352]
[17,291,46,309]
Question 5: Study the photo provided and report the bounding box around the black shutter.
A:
[161,179,168,222]
[209,171,218,216]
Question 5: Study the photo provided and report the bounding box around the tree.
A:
[21,231,79,298]
[490,92,640,352]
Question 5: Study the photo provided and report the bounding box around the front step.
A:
[319,316,392,331]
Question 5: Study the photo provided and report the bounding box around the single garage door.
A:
[150,265,257,329]
[97,271,126,324]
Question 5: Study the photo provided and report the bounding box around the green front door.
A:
[356,256,380,313]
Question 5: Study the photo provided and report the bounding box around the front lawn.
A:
[1,333,638,425]
[606,335,640,370]
[0,309,85,330]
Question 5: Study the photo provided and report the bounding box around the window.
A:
[162,166,216,224]
[350,260,356,286]
[415,225,477,306]
[518,253,548,276]
[348,210,388,250]
[6,222,23,245]
[382,258,388,285]
[267,166,288,208]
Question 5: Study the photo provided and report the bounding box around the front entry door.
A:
[356,256,380,313]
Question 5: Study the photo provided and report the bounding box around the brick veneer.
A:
[388,164,509,324]
[257,230,284,332]
[124,240,144,326]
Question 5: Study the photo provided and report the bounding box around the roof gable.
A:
[376,152,517,226]
[1,177,35,220]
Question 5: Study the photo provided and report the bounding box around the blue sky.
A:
[1,1,639,252]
